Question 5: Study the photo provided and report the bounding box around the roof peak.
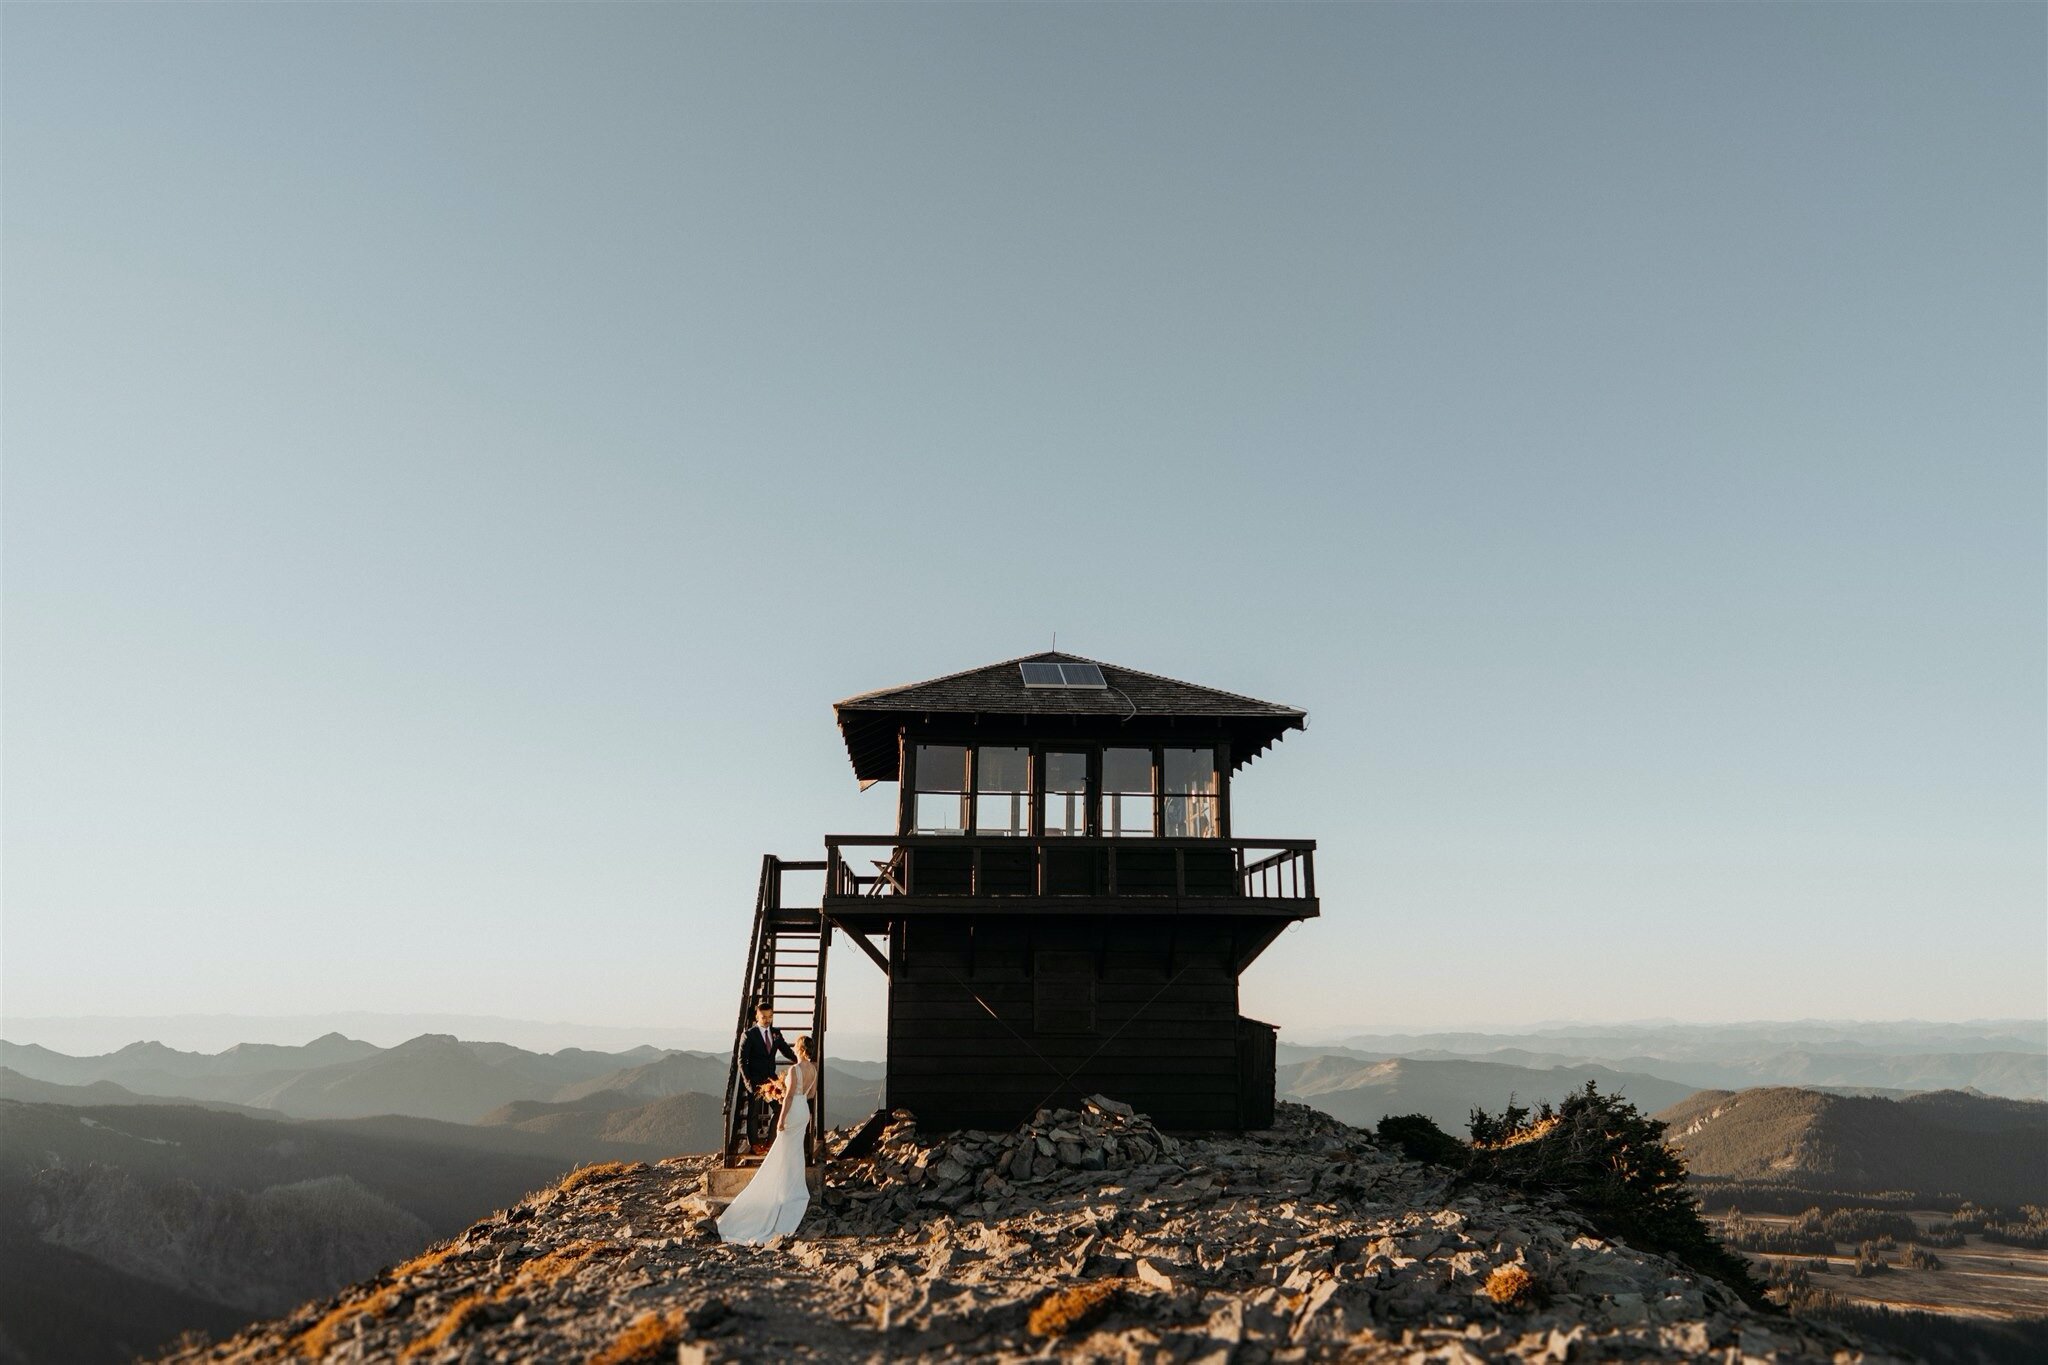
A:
[831,651,1306,783]
[835,650,1295,711]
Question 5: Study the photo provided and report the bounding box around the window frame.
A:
[1101,744,1159,839]
[1160,744,1224,839]
[898,739,1230,840]
[1035,747,1095,838]
[970,743,1032,838]
[908,742,972,836]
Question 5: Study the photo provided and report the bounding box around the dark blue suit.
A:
[741,1024,797,1087]
[739,1024,797,1149]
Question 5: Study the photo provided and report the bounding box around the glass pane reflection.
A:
[913,745,969,793]
[1043,751,1087,836]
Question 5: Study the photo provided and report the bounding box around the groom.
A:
[739,1002,798,1154]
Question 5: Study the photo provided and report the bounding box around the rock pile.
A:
[157,1102,1901,1364]
[823,1095,1180,1232]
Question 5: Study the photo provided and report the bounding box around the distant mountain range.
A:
[1655,1086,2048,1208]
[0,1031,890,1363]
[1278,1054,1698,1132]
[1302,1020,2048,1057]
[0,1025,880,1365]
[479,1090,727,1152]
[0,1068,281,1117]
[0,1099,577,1364]
[1277,1019,2048,1102]
[0,1032,881,1128]
[0,1012,738,1057]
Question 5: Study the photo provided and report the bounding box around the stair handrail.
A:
[719,854,778,1164]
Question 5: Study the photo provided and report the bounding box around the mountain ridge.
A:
[1653,1086,2048,1206]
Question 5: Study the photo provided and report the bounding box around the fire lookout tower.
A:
[720,651,1318,1163]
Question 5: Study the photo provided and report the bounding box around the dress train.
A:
[716,1087,811,1244]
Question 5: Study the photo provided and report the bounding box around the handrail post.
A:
[812,914,830,1170]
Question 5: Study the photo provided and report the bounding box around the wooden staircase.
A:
[719,855,832,1166]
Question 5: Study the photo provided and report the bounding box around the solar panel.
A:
[1020,661,1108,689]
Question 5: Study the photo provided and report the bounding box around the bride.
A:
[717,1034,818,1244]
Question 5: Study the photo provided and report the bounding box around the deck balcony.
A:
[821,834,1316,917]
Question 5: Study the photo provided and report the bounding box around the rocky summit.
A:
[158,1101,1897,1364]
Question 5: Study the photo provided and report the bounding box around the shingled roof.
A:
[832,651,1306,783]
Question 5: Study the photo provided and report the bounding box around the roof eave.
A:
[835,709,1306,785]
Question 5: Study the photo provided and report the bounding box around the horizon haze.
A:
[3,1011,2042,1069]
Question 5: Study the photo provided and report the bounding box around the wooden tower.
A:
[721,651,1317,1154]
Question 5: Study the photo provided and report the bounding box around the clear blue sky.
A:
[5,4,2041,1043]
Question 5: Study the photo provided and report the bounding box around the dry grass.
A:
[390,1241,612,1358]
[557,1162,640,1194]
[287,1241,464,1358]
[273,1220,621,1362]
[508,1239,609,1291]
[1483,1264,1542,1309]
[401,1293,486,1360]
[586,1312,683,1365]
[291,1291,394,1360]
[1026,1280,1122,1337]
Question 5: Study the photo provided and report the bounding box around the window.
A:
[1103,747,1155,837]
[974,746,1029,836]
[1041,751,1088,836]
[912,744,969,835]
[1163,747,1220,838]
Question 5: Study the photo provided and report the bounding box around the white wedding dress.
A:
[717,1065,812,1244]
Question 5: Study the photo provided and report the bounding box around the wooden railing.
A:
[822,835,1314,902]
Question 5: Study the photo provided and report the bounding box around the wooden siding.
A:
[884,915,1275,1131]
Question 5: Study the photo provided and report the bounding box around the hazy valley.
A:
[1,1019,2042,1363]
